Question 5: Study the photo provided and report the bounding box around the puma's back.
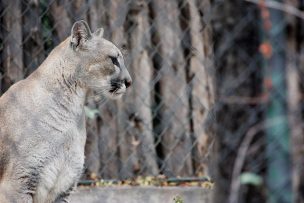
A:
[0,20,131,203]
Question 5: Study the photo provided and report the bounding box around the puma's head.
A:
[70,20,132,99]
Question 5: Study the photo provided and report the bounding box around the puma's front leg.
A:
[54,184,76,203]
[1,193,33,203]
[0,184,33,203]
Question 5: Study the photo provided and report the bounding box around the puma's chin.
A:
[109,92,124,99]
[105,88,126,99]
[106,92,124,99]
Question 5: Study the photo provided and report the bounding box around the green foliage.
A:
[240,172,263,186]
[84,106,100,119]
[173,196,183,203]
[40,0,54,52]
[80,176,214,188]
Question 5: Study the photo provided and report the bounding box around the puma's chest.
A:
[34,134,86,202]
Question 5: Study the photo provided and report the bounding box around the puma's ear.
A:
[94,28,104,38]
[70,20,92,50]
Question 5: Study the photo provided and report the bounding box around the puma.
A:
[0,20,132,203]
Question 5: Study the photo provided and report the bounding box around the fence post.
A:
[260,1,293,202]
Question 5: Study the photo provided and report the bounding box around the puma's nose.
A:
[124,78,132,88]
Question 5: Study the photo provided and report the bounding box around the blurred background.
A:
[0,0,303,202]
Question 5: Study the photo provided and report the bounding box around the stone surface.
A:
[70,186,212,203]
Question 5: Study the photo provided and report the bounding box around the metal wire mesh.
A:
[0,0,303,202]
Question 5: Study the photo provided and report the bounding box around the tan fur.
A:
[0,21,131,203]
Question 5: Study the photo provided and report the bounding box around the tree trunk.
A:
[49,0,72,42]
[0,1,4,93]
[22,0,44,76]
[97,101,120,178]
[68,0,89,22]
[84,96,101,179]
[88,0,109,31]
[102,0,129,179]
[287,0,304,201]
[180,0,215,177]
[1,0,23,92]
[120,0,159,177]
[150,0,193,176]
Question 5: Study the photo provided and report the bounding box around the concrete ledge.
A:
[70,186,212,203]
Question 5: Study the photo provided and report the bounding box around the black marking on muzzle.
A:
[109,79,122,93]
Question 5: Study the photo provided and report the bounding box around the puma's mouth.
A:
[109,88,125,95]
[106,85,126,99]
[108,80,125,94]
[105,79,128,99]
[109,79,122,92]
[109,87,120,93]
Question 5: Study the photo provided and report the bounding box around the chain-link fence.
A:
[0,0,303,202]
[212,1,304,202]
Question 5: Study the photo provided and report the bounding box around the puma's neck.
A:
[30,38,87,121]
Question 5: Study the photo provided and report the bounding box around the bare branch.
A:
[245,0,304,20]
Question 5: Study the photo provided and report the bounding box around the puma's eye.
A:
[109,56,119,67]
